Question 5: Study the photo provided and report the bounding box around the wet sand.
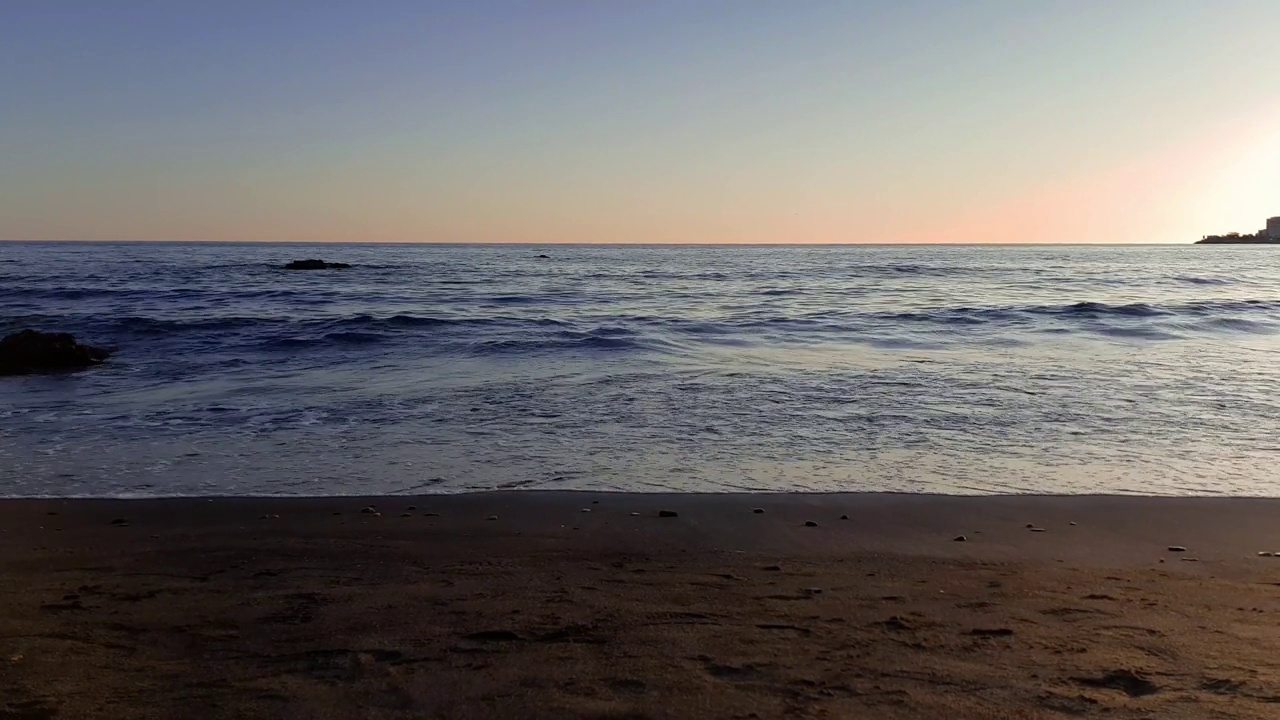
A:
[3,493,1280,719]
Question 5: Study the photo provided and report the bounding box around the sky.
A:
[2,1,1278,244]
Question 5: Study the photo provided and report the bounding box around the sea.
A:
[2,242,1279,498]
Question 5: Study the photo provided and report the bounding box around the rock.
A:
[839,514,849,520]
[109,518,129,527]
[970,628,1015,637]
[804,520,818,527]
[0,330,110,376]
[1025,523,1036,529]
[1069,521,1078,526]
[1029,527,1047,533]
[536,254,550,259]
[487,515,498,521]
[580,508,591,513]
[406,505,417,511]
[360,506,377,514]
[628,512,640,517]
[803,587,823,595]
[658,510,678,518]
[591,500,599,504]
[1072,669,1159,697]
[763,564,783,571]
[953,535,967,542]
[1257,551,1273,557]
[400,512,412,517]
[1167,546,1187,552]
[423,512,440,517]
[752,508,764,514]
[284,259,351,270]
[1180,557,1199,562]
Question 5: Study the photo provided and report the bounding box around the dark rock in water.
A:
[284,259,351,270]
[0,330,110,376]
[658,510,678,518]
[536,254,550,259]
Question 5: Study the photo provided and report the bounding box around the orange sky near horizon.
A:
[2,2,1277,244]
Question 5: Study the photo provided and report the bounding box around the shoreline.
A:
[5,492,1280,718]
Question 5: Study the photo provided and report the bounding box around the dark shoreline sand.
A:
[3,493,1280,718]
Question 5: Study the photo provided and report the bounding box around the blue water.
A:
[3,242,1280,497]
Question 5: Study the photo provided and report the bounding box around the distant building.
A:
[1268,217,1280,239]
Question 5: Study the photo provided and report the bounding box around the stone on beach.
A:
[953,535,967,542]
[1167,546,1187,552]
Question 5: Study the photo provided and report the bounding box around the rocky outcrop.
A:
[284,259,352,270]
[0,330,110,376]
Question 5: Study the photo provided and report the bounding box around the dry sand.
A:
[3,493,1280,719]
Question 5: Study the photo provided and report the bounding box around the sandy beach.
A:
[3,492,1280,719]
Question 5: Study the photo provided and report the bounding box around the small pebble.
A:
[804,520,818,527]
[628,512,640,517]
[400,512,412,518]
[580,508,591,513]
[406,505,417,511]
[1029,527,1047,533]
[371,512,382,517]
[360,506,377,514]
[804,587,823,595]
[260,514,271,520]
[658,510,678,518]
[1069,521,1078,526]
[332,512,342,516]
[763,564,783,571]
[110,518,129,527]
[423,512,440,517]
[591,500,599,505]
[839,514,849,520]
[1025,523,1035,529]
[953,535,967,542]
[1181,557,1200,562]
[1167,546,1187,552]
[487,515,499,521]
[752,508,764,514]
[1257,551,1273,557]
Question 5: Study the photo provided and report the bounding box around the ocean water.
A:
[2,242,1279,498]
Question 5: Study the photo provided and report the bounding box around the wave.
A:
[1175,275,1237,286]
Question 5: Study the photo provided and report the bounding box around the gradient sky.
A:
[3,1,1278,244]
